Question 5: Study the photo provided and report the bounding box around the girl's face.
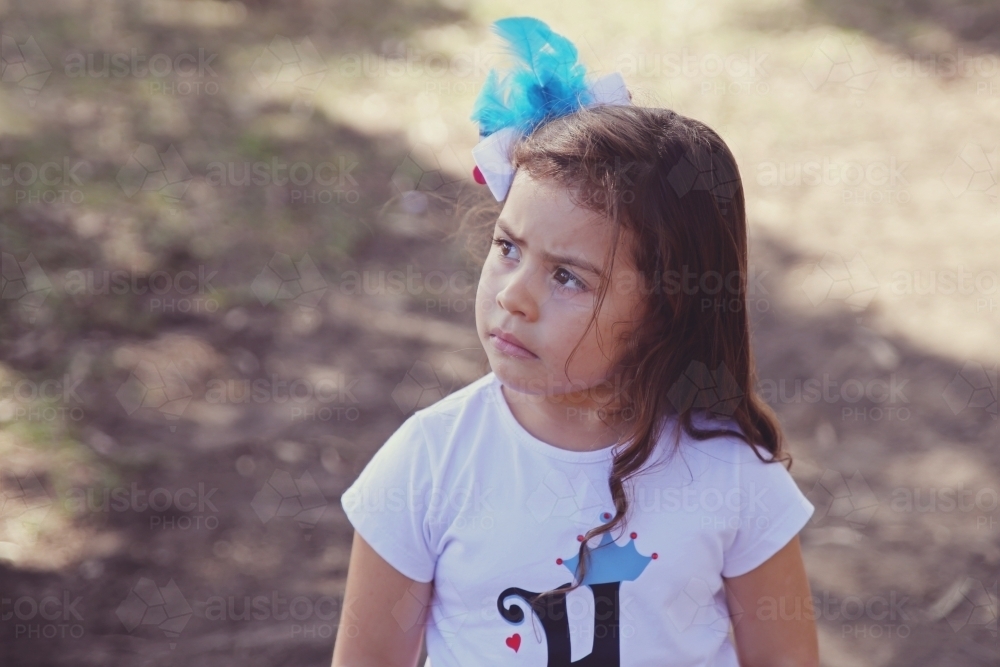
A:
[475,171,645,401]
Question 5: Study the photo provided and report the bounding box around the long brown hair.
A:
[464,103,791,602]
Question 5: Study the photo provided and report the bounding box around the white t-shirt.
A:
[341,372,814,667]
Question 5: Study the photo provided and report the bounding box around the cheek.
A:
[564,303,598,333]
[574,293,639,359]
[590,300,641,361]
[543,302,601,355]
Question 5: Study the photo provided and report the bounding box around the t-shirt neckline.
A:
[487,373,620,463]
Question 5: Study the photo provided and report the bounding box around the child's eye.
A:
[492,237,519,260]
[553,267,587,291]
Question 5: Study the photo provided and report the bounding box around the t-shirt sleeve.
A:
[721,446,814,578]
[340,413,437,583]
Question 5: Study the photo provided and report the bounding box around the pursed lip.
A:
[487,327,538,359]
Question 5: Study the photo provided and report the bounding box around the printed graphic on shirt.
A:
[496,512,658,666]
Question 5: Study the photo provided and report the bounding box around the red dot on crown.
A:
[556,558,563,565]
[472,165,486,184]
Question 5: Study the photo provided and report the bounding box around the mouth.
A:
[487,328,538,360]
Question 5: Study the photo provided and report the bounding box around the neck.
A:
[501,382,628,453]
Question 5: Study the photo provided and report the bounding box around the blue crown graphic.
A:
[558,512,656,585]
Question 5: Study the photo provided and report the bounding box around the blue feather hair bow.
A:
[470,17,632,201]
[471,17,592,137]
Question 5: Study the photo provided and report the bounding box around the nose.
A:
[496,263,540,322]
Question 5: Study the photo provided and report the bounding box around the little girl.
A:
[332,17,819,667]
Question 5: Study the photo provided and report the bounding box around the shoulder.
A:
[407,371,500,440]
[411,371,497,420]
[682,412,780,462]
[650,412,783,482]
[654,416,808,526]
[355,374,498,488]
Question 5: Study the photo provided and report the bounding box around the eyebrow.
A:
[496,220,604,276]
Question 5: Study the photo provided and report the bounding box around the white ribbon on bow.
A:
[471,71,633,201]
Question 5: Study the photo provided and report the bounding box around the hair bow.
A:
[470,17,632,201]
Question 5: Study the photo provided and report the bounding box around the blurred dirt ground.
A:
[0,0,998,665]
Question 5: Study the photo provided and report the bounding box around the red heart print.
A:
[505,633,521,652]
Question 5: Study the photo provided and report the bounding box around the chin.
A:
[487,357,546,396]
[489,360,587,399]
[493,357,615,401]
